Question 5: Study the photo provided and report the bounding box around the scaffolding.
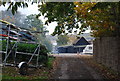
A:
[0,20,45,68]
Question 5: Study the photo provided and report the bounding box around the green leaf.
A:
[25,3,28,7]
[7,2,13,10]
[11,7,15,15]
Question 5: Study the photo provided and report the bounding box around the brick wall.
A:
[93,37,120,74]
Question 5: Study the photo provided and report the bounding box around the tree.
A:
[68,34,77,45]
[74,2,120,37]
[0,10,52,51]
[23,14,52,51]
[1,2,120,37]
[38,2,120,37]
[23,14,45,32]
[0,2,28,15]
[1,10,26,27]
[24,14,46,40]
[57,35,69,46]
[38,2,79,35]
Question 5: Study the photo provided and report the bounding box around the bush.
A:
[1,40,49,65]
[45,57,55,69]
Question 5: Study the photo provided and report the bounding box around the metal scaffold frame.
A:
[0,20,44,68]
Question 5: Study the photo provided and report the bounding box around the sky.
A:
[0,3,57,35]
[0,3,90,34]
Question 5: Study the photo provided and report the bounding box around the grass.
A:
[2,57,55,80]
[2,75,48,81]
[45,57,55,69]
[2,67,50,80]
[42,71,49,74]
[2,75,28,79]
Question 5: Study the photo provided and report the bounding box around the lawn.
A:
[2,57,55,80]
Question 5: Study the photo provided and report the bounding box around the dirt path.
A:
[51,54,105,80]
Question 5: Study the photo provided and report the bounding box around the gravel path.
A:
[52,54,105,80]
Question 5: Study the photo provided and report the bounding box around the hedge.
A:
[1,40,49,65]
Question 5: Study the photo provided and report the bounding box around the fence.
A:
[93,37,120,74]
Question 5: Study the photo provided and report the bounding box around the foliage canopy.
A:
[1,2,120,37]
[57,35,69,46]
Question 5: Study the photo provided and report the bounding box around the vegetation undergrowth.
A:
[2,57,55,80]
[2,75,48,80]
[1,40,48,65]
[45,57,55,69]
[1,40,55,80]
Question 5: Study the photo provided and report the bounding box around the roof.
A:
[58,45,73,48]
[74,45,87,47]
[78,33,95,41]
[73,37,82,45]
[73,37,89,45]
